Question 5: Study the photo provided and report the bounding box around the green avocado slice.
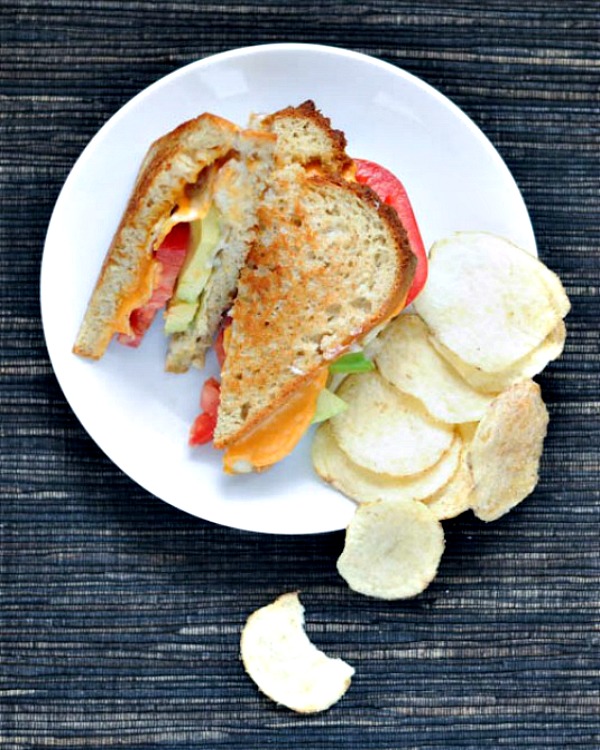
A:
[164,205,221,334]
[311,388,348,424]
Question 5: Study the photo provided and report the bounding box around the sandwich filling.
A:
[73,113,275,363]
[116,158,237,347]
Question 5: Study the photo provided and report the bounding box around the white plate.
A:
[41,43,536,535]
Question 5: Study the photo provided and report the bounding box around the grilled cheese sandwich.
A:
[213,103,416,472]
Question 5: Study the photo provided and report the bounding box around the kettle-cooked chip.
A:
[423,450,474,520]
[414,232,569,372]
[337,499,445,599]
[468,380,549,522]
[376,314,494,422]
[431,321,567,395]
[330,372,455,476]
[312,422,462,504]
[240,592,354,714]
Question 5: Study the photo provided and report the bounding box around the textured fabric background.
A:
[1,1,598,748]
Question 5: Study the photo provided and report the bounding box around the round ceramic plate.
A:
[41,43,536,535]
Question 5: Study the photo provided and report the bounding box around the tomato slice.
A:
[189,411,217,446]
[354,159,427,306]
[214,316,231,369]
[156,222,191,256]
[118,223,191,347]
[189,377,221,446]
[200,377,221,415]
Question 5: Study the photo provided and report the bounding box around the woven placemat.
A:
[1,1,598,747]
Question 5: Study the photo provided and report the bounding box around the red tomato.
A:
[200,377,221,416]
[156,222,191,256]
[354,159,428,306]
[189,377,221,446]
[118,223,191,347]
[189,411,217,446]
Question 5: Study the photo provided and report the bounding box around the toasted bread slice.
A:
[213,165,416,452]
[73,114,274,361]
[252,100,354,175]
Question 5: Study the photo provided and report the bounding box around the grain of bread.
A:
[73,114,274,361]
[165,101,347,371]
[253,100,353,175]
[213,168,416,450]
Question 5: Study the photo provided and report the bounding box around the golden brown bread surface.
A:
[253,100,354,175]
[73,114,271,361]
[213,164,416,449]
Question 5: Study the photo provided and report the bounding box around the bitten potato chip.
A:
[240,592,354,713]
[312,422,462,504]
[337,499,445,599]
[431,320,567,395]
[414,232,569,372]
[468,380,549,521]
[423,450,474,520]
[330,372,455,476]
[376,314,494,422]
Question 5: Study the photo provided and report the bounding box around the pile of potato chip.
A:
[241,232,569,714]
[314,231,570,599]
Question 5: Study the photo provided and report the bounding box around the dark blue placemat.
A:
[1,1,598,748]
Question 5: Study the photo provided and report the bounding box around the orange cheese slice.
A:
[223,368,329,474]
[111,166,223,338]
[113,258,160,336]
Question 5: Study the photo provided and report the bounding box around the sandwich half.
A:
[213,103,417,473]
[73,113,275,364]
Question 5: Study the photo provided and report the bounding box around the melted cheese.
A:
[223,368,329,474]
[113,259,160,335]
[112,165,224,337]
[155,173,216,249]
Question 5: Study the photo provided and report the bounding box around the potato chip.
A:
[535,257,571,319]
[431,320,567,394]
[457,421,479,443]
[330,372,455,476]
[413,232,568,372]
[312,422,462,504]
[468,380,549,522]
[240,592,354,713]
[337,499,445,599]
[423,451,474,520]
[376,314,494,422]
